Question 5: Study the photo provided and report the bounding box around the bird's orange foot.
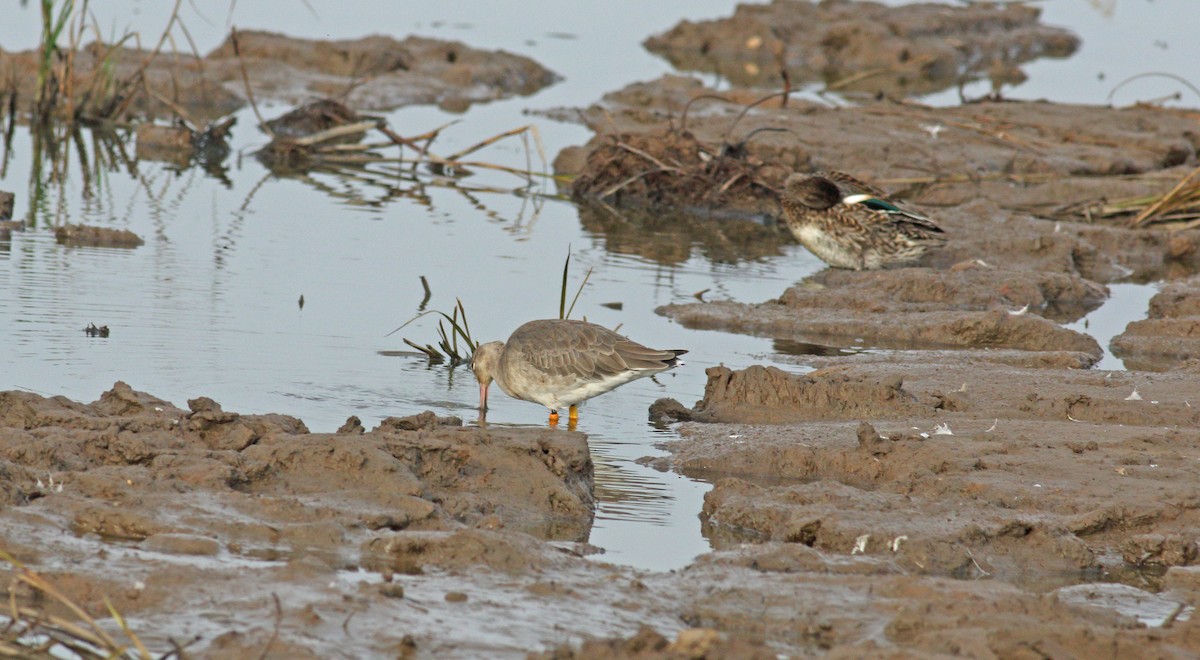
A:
[548,411,559,427]
[568,405,579,422]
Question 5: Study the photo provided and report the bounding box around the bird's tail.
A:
[665,349,688,368]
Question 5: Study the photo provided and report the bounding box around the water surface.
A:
[0,0,1190,570]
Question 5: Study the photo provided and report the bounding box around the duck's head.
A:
[784,174,841,211]
[469,341,504,410]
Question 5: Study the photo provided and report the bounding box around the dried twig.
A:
[229,27,270,135]
[1128,165,1200,227]
[0,550,152,659]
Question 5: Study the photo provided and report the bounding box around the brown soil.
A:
[5,3,1200,656]
[652,355,1200,580]
[206,32,558,114]
[541,16,1200,656]
[0,383,603,656]
[0,190,14,220]
[5,383,1198,657]
[643,0,1078,97]
[560,75,1200,242]
[0,31,558,123]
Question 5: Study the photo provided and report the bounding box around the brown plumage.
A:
[781,171,947,270]
[470,319,686,422]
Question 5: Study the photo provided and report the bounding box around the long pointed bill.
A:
[479,383,489,412]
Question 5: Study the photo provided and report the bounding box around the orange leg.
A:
[568,405,579,422]
[548,411,559,427]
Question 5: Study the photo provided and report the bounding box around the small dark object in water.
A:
[85,323,110,338]
[56,224,144,248]
[0,190,14,220]
[135,118,234,170]
[264,99,365,139]
[299,294,305,309]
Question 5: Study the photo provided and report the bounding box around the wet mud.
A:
[5,3,1200,657]
[644,0,1079,97]
[651,355,1200,590]
[0,384,603,656]
[545,11,1200,655]
[4,381,1198,657]
[0,31,558,122]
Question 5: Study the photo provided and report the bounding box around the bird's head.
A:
[783,174,841,211]
[469,341,504,410]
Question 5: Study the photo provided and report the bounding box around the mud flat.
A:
[4,0,1200,655]
[0,384,607,656]
[643,0,1079,97]
[3,381,1199,656]
[0,31,558,122]
[544,3,1200,654]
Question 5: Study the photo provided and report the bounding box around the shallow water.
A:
[0,0,1191,572]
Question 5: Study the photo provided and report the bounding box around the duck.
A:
[470,318,686,425]
[780,171,947,270]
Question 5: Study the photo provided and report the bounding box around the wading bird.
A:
[470,319,686,426]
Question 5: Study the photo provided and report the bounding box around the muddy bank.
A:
[654,358,1200,578]
[0,383,599,656]
[561,57,1200,658]
[206,31,558,114]
[0,31,557,122]
[556,76,1200,363]
[660,270,1105,360]
[644,0,1078,97]
[555,74,1200,280]
[2,382,1199,656]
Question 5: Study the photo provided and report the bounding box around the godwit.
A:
[470,319,686,425]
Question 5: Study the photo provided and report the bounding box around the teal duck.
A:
[780,172,947,270]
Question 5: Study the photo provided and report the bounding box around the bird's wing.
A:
[824,171,946,242]
[822,171,890,199]
[507,321,627,382]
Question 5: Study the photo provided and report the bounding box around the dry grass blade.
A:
[229,26,269,134]
[1128,165,1200,228]
[564,267,593,321]
[443,125,539,164]
[104,596,150,659]
[615,142,684,174]
[1049,166,1200,227]
[823,53,937,91]
[291,121,377,148]
[0,550,151,659]
[597,168,656,199]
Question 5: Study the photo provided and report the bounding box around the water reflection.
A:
[576,199,789,266]
[772,338,862,359]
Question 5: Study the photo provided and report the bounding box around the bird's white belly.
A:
[794,225,861,270]
[506,369,644,410]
